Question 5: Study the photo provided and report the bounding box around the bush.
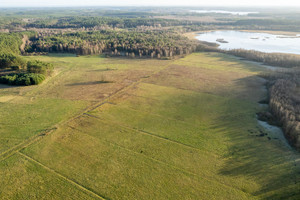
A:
[0,52,26,69]
[29,73,46,85]
[0,74,17,85]
[15,75,31,86]
[0,52,16,68]
[27,60,53,75]
[0,73,46,86]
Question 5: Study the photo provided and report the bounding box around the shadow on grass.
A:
[65,81,113,86]
[145,71,300,199]
[0,84,14,89]
[204,52,273,73]
[45,53,77,58]
[44,53,108,59]
[212,76,300,199]
[88,68,117,72]
[217,117,300,199]
[0,84,23,89]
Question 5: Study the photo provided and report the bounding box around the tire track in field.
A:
[18,152,108,200]
[84,112,210,154]
[0,62,171,162]
[58,62,173,127]
[99,99,217,132]
[0,61,173,198]
[66,121,253,198]
[0,128,56,162]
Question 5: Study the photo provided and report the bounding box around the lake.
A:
[196,31,300,55]
[190,10,258,16]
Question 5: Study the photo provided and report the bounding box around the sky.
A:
[0,0,300,7]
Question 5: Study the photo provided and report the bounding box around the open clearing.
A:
[0,52,299,199]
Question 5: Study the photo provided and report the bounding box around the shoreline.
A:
[185,30,300,56]
[184,29,300,39]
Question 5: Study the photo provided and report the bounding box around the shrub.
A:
[0,53,16,69]
[29,73,46,85]
[27,60,53,75]
[0,52,27,69]
[15,75,31,86]
[0,73,46,86]
[0,74,17,85]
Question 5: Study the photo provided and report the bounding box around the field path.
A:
[18,152,107,200]
[20,34,29,54]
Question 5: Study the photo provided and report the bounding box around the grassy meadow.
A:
[0,52,299,199]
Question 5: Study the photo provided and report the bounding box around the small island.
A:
[216,38,229,43]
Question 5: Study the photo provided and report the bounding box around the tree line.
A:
[264,70,300,150]
[226,49,300,68]
[195,43,300,69]
[24,17,191,29]
[25,30,198,58]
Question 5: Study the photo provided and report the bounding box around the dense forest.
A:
[1,7,300,32]
[24,17,191,29]
[231,19,300,32]
[25,30,198,58]
[0,32,23,54]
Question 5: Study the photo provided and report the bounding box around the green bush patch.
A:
[27,60,53,75]
[0,73,45,86]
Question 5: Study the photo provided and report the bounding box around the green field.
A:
[0,52,299,199]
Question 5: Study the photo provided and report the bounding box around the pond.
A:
[196,31,300,55]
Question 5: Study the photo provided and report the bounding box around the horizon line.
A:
[1,5,300,8]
